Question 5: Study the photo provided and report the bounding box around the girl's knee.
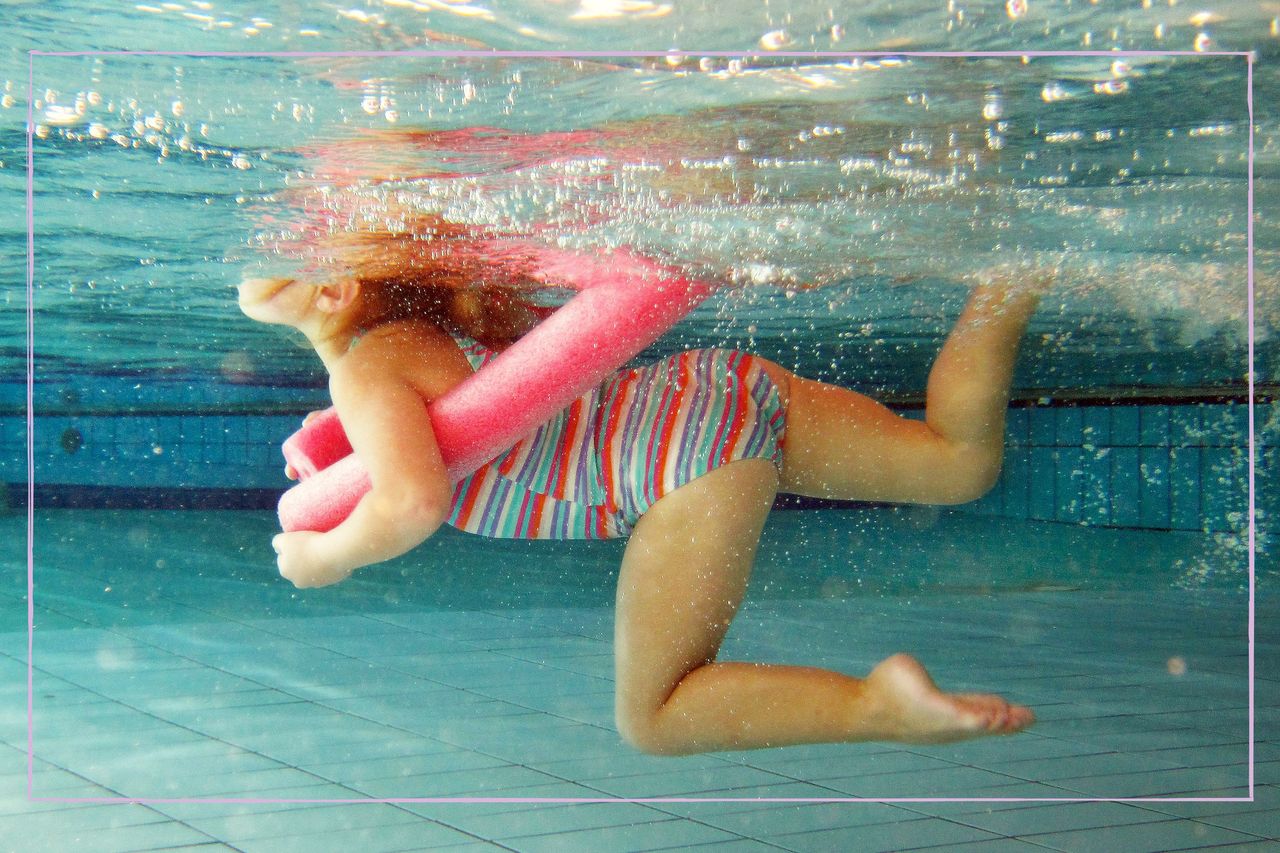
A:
[934,442,1003,505]
[615,680,702,756]
[615,711,663,755]
[615,705,693,756]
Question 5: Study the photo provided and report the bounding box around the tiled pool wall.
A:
[958,401,1273,534]
[1,377,1275,536]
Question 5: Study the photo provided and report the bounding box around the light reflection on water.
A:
[0,1,1273,391]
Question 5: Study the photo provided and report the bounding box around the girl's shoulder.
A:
[333,319,474,401]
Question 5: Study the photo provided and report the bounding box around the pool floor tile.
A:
[909,841,1061,853]
[307,750,512,786]
[8,511,1271,850]
[0,801,172,835]
[983,750,1191,782]
[1135,790,1271,819]
[230,817,484,853]
[815,765,1033,798]
[28,819,218,852]
[175,802,430,843]
[1174,845,1280,853]
[1048,765,1249,798]
[353,765,574,799]
[428,801,678,841]
[941,801,1178,836]
[150,784,385,820]
[679,840,800,852]
[1019,818,1266,851]
[530,751,732,783]
[501,816,745,852]
[658,800,922,838]
[775,816,1001,852]
[579,765,799,799]
[1190,809,1280,838]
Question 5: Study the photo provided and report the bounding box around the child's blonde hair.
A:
[316,212,550,350]
[261,131,556,350]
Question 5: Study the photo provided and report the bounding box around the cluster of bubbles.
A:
[22,79,266,176]
[131,2,296,38]
[7,8,1265,384]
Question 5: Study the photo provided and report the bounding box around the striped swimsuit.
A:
[445,335,787,539]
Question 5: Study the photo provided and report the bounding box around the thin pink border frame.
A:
[25,48,1257,807]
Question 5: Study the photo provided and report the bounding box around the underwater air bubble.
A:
[1005,0,1027,19]
[44,104,84,126]
[760,30,791,50]
[1041,83,1071,102]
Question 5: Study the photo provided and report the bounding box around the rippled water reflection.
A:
[1,2,1274,394]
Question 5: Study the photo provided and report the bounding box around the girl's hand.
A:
[271,531,354,589]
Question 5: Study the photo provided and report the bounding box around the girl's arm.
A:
[272,345,455,588]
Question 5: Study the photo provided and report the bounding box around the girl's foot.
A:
[863,653,1035,744]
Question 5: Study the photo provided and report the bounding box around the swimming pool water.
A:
[2,507,1272,849]
[4,0,1278,849]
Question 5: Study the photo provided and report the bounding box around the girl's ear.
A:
[314,279,360,314]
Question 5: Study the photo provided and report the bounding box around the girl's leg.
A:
[774,277,1045,505]
[614,458,1033,756]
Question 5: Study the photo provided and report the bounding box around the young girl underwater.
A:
[238,215,1045,756]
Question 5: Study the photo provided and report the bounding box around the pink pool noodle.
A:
[277,246,714,533]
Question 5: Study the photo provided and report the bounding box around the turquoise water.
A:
[3,2,1277,851]
[0,508,1267,849]
[3,11,1274,387]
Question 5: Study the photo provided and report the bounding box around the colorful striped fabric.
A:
[445,335,787,539]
